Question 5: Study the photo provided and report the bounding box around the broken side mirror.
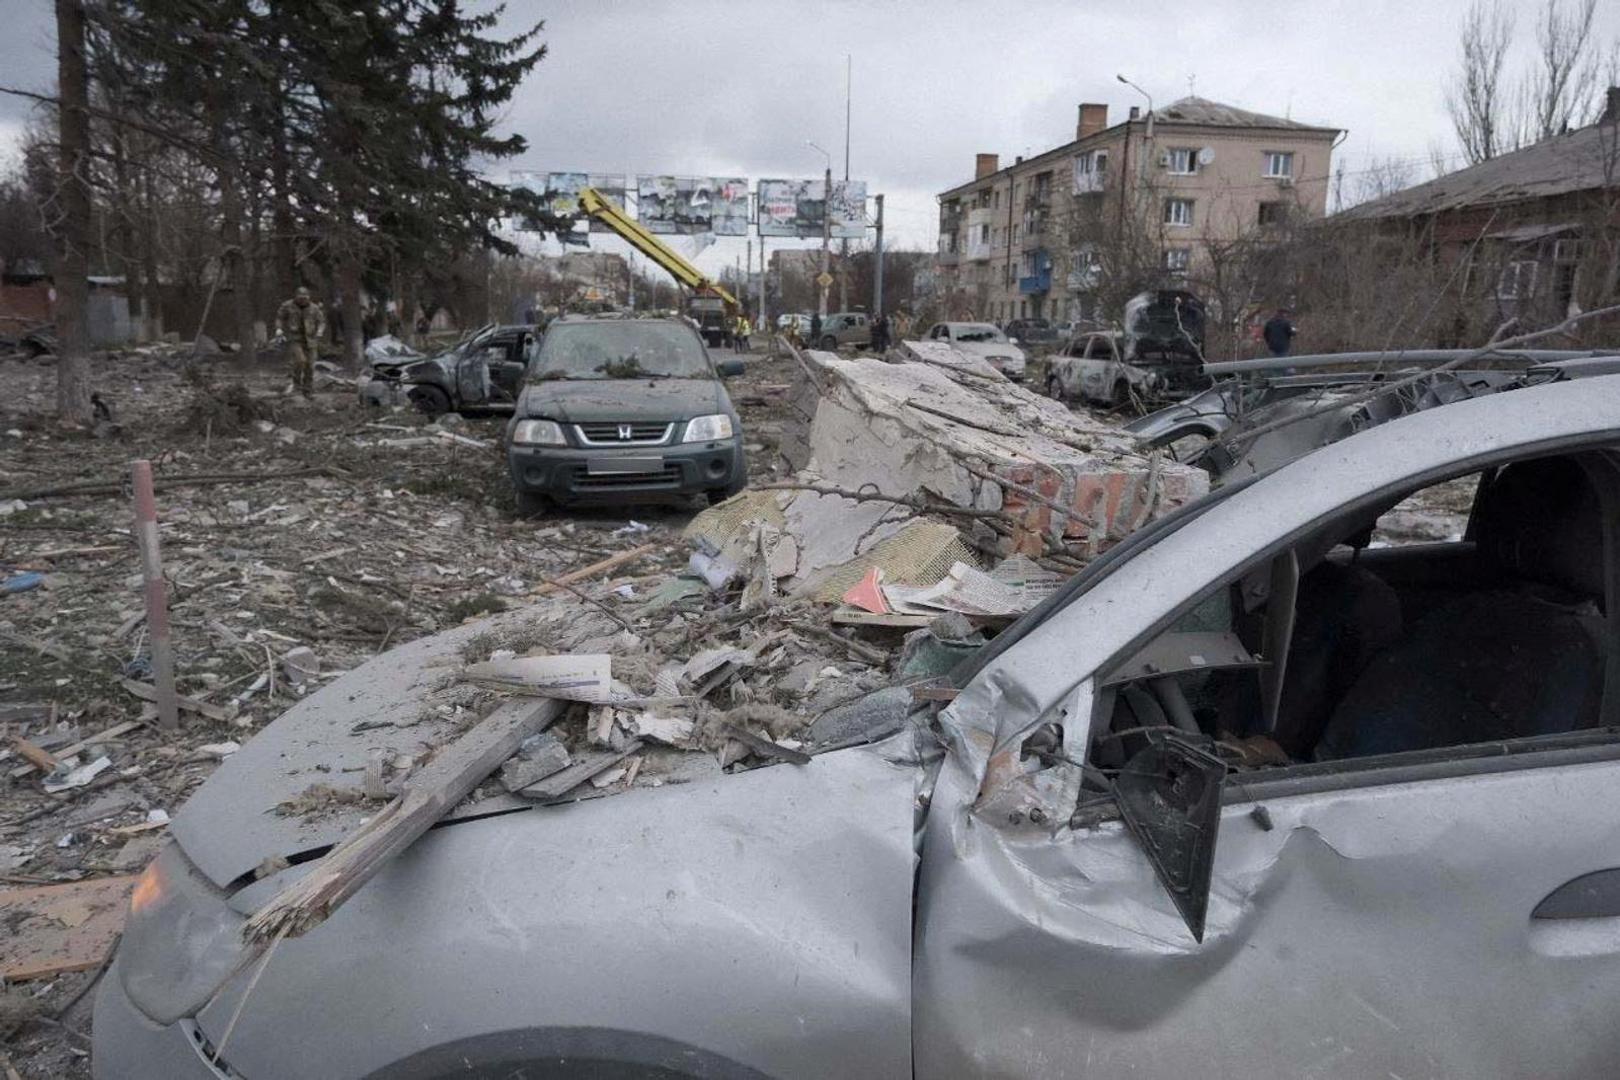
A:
[1113,732,1226,943]
[717,359,745,378]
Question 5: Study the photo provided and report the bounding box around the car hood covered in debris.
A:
[146,599,917,1078]
[516,378,730,424]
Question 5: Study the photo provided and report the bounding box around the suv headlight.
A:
[511,419,566,446]
[683,414,734,443]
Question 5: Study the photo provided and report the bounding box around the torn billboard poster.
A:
[712,178,751,236]
[509,169,554,233]
[757,179,867,239]
[637,176,716,235]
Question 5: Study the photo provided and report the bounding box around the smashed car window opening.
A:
[1035,447,1619,814]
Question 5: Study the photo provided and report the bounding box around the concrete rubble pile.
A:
[686,341,1209,609]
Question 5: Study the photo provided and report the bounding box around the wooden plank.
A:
[528,543,656,597]
[8,720,142,779]
[241,696,565,945]
[0,876,137,981]
[121,678,233,722]
[520,741,643,801]
[829,607,936,629]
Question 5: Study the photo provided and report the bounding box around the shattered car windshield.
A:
[955,324,1006,343]
[530,322,710,381]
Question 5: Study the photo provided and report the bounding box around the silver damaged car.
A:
[97,374,1620,1078]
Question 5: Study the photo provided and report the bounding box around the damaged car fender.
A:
[96,740,917,1080]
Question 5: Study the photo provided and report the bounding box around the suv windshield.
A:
[955,324,1006,343]
[530,322,711,381]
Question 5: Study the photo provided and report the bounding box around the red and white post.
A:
[131,459,178,730]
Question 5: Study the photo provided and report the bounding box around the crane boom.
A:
[577,187,739,310]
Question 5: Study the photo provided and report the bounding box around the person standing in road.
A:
[1263,308,1296,357]
[277,286,326,398]
[871,313,889,353]
[809,311,822,347]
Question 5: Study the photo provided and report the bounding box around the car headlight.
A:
[119,845,250,1024]
[683,414,734,443]
[511,419,566,446]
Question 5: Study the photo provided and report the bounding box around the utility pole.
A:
[873,193,885,318]
[840,54,851,312]
[757,236,766,331]
[820,165,832,317]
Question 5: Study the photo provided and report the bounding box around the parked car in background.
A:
[359,323,540,416]
[814,311,871,351]
[925,321,1027,381]
[504,314,746,513]
[1046,328,1210,407]
[1004,317,1059,347]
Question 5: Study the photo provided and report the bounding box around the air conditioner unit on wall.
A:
[1159,151,1172,167]
[1197,146,1215,166]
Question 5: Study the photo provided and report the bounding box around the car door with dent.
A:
[915,420,1620,1079]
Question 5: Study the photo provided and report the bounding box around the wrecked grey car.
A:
[360,324,540,416]
[97,375,1620,1078]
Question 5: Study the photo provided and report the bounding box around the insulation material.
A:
[798,520,978,602]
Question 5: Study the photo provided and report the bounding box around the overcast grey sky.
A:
[3,0,1618,274]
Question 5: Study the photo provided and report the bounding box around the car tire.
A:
[819,335,838,350]
[1109,380,1129,409]
[1046,375,1064,401]
[409,385,450,417]
[514,490,550,518]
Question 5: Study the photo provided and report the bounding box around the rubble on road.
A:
[0,331,1211,1072]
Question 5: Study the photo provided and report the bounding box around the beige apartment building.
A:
[936,96,1340,324]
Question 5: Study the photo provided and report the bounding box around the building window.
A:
[1020,300,1028,319]
[1263,151,1294,179]
[979,224,990,244]
[1164,248,1191,275]
[1164,198,1194,227]
[1012,224,1021,243]
[1164,147,1196,175]
[1073,150,1109,194]
[1257,201,1287,226]
[1498,260,1539,300]
[994,190,1000,209]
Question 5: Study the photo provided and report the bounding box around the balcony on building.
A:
[1018,249,1053,294]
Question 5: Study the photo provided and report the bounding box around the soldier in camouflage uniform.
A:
[276,286,326,397]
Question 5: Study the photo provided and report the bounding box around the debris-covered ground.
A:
[0,340,807,1077]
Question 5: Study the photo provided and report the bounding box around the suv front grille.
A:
[572,464,683,490]
[574,422,673,447]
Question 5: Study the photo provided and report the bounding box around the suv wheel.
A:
[514,490,550,517]
[1046,374,1063,401]
[819,335,838,350]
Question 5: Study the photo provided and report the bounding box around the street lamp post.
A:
[807,140,832,319]
[1116,73,1154,140]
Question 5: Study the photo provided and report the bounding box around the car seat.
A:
[1315,455,1610,760]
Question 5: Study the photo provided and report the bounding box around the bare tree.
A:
[1446,0,1517,164]
[51,0,94,426]
[1523,0,1602,140]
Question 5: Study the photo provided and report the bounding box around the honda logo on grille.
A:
[617,424,633,441]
